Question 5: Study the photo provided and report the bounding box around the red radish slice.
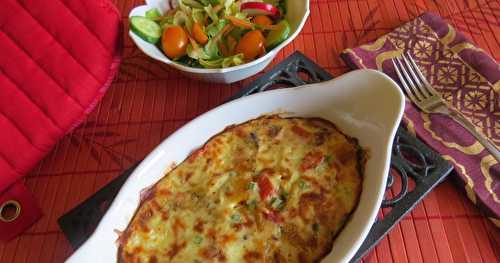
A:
[241,2,280,19]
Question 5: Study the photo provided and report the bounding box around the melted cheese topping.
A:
[118,116,363,263]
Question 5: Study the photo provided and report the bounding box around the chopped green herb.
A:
[246,199,257,210]
[280,191,289,201]
[312,223,320,232]
[325,155,333,164]
[230,213,241,222]
[193,235,203,244]
[247,182,257,190]
[298,180,307,189]
[228,171,237,176]
[270,197,285,210]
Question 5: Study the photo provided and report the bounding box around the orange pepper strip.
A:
[212,4,223,13]
[218,41,230,57]
[225,16,254,29]
[192,22,208,45]
[225,16,282,31]
[211,24,233,54]
[253,15,273,26]
[256,24,282,31]
[187,35,200,49]
[216,24,234,40]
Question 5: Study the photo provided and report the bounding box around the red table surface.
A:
[1,0,499,262]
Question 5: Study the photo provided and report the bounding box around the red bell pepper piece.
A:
[300,151,323,171]
[263,210,283,223]
[257,169,274,200]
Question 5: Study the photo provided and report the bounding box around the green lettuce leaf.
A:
[204,4,219,23]
[228,27,247,41]
[199,58,223,68]
[187,43,211,60]
[224,2,240,16]
[199,0,210,6]
[206,19,228,38]
[173,10,193,33]
[203,37,220,59]
[191,8,205,23]
[159,15,175,29]
[234,12,247,19]
[199,53,244,68]
[223,0,234,9]
[222,53,244,67]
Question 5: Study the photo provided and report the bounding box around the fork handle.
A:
[448,109,500,163]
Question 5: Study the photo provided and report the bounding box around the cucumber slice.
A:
[130,16,161,44]
[145,8,161,19]
[265,20,290,49]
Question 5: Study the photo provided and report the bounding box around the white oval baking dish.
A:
[67,69,404,263]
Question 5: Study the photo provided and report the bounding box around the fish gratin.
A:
[118,116,364,263]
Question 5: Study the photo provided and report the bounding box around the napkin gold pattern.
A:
[341,12,499,225]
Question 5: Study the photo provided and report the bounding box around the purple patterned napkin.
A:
[341,12,499,225]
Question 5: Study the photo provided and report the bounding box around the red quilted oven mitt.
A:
[0,0,122,241]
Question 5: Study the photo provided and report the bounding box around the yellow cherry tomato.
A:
[161,26,188,59]
[253,15,273,26]
[192,22,208,45]
[235,30,265,61]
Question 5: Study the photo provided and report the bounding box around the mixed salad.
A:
[130,0,290,68]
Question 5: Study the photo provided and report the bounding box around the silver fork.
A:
[392,52,500,163]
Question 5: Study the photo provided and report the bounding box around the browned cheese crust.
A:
[118,116,364,263]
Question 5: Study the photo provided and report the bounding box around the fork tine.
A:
[395,56,424,101]
[402,53,431,98]
[405,52,438,95]
[392,58,419,103]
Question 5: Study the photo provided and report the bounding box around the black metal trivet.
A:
[58,52,453,262]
